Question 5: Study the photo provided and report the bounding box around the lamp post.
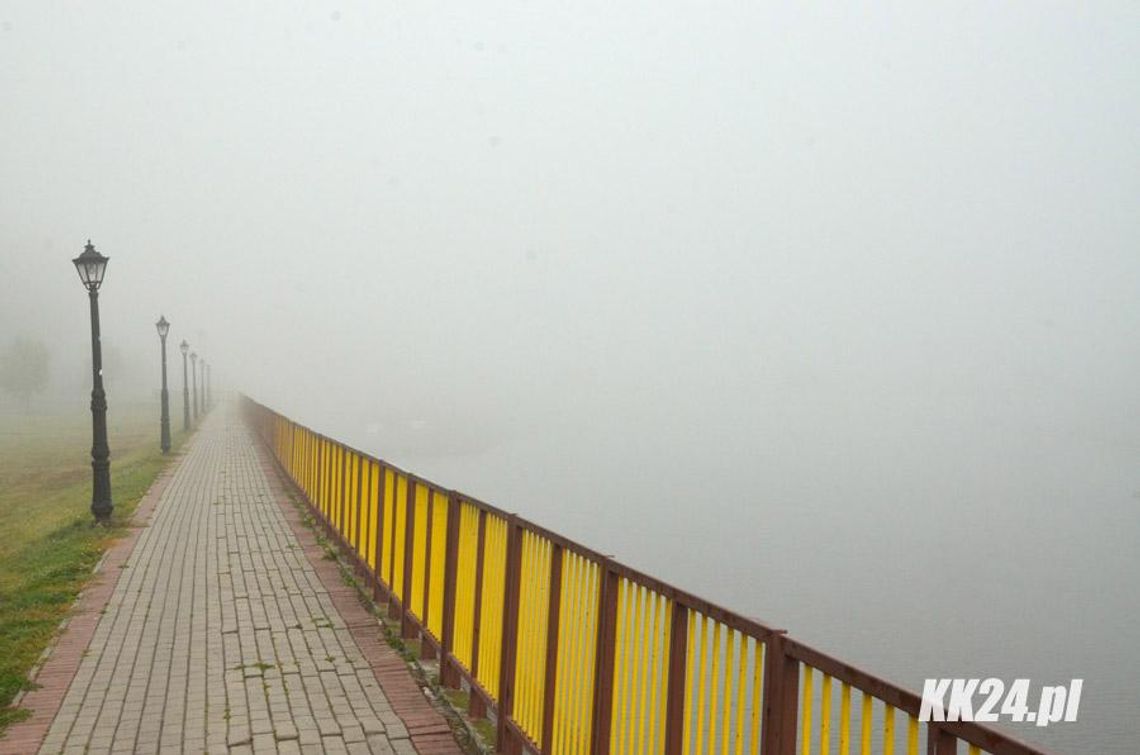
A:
[206,363,212,410]
[190,351,199,422]
[156,316,171,454]
[200,359,208,414]
[72,240,113,523]
[180,340,190,431]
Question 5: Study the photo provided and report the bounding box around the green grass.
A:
[0,401,187,732]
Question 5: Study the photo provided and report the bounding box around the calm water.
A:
[327,411,1137,754]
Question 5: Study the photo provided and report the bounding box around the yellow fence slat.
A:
[365,461,379,570]
[860,693,872,755]
[451,503,480,672]
[720,629,732,755]
[611,578,628,755]
[331,443,338,522]
[345,452,355,547]
[551,550,599,755]
[302,430,310,497]
[801,666,813,755]
[346,453,356,548]
[650,595,668,755]
[341,452,351,545]
[637,590,652,755]
[351,454,362,551]
[821,674,832,755]
[884,704,895,755]
[427,491,448,640]
[332,446,341,531]
[552,550,572,755]
[339,448,348,535]
[330,443,338,522]
[475,514,508,698]
[410,484,429,619]
[308,431,315,499]
[329,443,336,520]
[751,639,763,753]
[679,614,765,755]
[682,610,696,755]
[392,474,408,600]
[380,469,395,587]
[317,440,325,515]
[512,531,551,745]
[840,682,851,755]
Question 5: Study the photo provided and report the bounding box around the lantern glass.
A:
[156,315,170,339]
[71,241,109,290]
[180,340,189,355]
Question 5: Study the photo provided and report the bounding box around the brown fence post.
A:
[401,480,417,639]
[927,726,956,755]
[761,632,800,755]
[540,544,564,755]
[439,493,462,688]
[590,565,620,755]
[664,603,689,755]
[496,520,525,753]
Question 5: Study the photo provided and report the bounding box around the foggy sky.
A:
[1,4,1138,750]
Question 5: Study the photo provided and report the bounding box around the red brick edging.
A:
[0,457,180,754]
[254,446,465,755]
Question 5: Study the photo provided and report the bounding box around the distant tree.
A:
[0,337,51,409]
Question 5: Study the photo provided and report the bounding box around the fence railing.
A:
[242,397,1053,755]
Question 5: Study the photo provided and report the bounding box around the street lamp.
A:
[190,351,199,422]
[206,363,212,410]
[156,315,171,454]
[200,359,207,414]
[71,240,113,523]
[179,340,190,431]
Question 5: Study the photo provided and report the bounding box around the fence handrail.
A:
[241,395,1055,755]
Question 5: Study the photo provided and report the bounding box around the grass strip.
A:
[0,403,188,732]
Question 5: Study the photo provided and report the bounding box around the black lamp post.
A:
[190,351,199,422]
[206,363,212,410]
[200,359,207,414]
[72,240,113,523]
[180,340,190,431]
[156,315,171,454]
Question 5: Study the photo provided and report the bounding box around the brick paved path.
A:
[27,409,457,755]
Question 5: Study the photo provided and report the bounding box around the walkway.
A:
[5,409,462,755]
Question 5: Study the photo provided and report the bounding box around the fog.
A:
[2,3,1137,751]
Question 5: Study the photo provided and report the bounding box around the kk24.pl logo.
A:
[919,679,1082,727]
